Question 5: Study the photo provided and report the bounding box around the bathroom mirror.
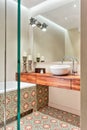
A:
[29,0,80,62]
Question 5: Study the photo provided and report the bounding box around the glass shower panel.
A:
[0,0,20,129]
[0,0,21,129]
[0,0,5,128]
[0,0,33,129]
[6,0,18,129]
[6,0,20,129]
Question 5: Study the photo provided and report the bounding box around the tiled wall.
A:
[0,85,49,123]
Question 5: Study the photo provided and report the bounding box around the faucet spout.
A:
[61,56,79,74]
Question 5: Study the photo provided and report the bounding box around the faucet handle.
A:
[76,58,79,63]
[73,57,79,63]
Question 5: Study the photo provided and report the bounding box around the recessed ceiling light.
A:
[74,4,77,8]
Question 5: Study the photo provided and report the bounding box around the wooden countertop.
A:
[20,72,80,80]
[16,72,80,91]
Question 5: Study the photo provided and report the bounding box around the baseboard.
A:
[48,102,80,116]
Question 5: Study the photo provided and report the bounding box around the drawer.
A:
[16,73,36,83]
[72,79,80,90]
[36,76,71,89]
[16,73,27,82]
[27,75,36,83]
[20,74,28,82]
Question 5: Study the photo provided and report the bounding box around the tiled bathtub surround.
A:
[0,83,49,124]
[0,112,80,130]
[0,85,37,123]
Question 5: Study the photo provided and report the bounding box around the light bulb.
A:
[42,28,47,32]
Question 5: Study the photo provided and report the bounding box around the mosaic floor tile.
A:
[39,106,80,127]
[1,112,80,130]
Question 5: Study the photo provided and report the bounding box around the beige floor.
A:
[39,106,80,127]
[0,106,80,130]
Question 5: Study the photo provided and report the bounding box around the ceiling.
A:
[14,0,46,8]
[15,0,80,30]
[42,0,80,30]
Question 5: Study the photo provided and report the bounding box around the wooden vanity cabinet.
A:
[19,73,28,82]
[16,73,80,91]
[27,73,36,83]
[36,74,71,89]
[71,79,80,90]
[16,73,36,83]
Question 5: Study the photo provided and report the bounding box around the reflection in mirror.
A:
[0,0,80,129]
[29,0,80,63]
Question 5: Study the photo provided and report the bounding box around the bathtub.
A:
[0,81,37,123]
[0,81,36,93]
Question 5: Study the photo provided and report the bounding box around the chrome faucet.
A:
[61,56,79,74]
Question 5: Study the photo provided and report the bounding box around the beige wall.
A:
[81,0,87,129]
[65,28,80,60]
[0,1,81,81]
[33,25,80,62]
[33,22,65,62]
[0,0,29,81]
[49,87,80,115]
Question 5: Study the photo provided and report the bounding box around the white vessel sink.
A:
[50,65,71,75]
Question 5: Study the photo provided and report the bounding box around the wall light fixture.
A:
[30,17,37,27]
[30,17,48,31]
